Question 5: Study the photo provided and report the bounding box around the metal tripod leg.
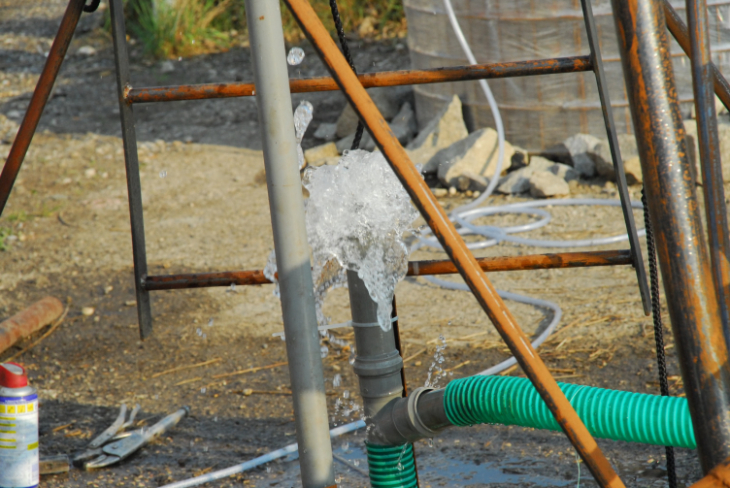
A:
[581,0,651,315]
[109,0,153,339]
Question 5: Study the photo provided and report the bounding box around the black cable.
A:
[642,189,678,488]
[328,0,365,150]
[83,0,101,13]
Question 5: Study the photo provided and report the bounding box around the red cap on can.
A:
[0,363,28,388]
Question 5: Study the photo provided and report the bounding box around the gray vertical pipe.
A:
[611,0,730,472]
[244,2,335,486]
[686,0,730,341]
[346,271,404,436]
[109,0,153,339]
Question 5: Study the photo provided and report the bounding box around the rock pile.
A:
[306,93,730,199]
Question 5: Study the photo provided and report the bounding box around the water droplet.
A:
[266,466,271,473]
[159,170,167,178]
[154,394,159,400]
[353,459,360,466]
[287,47,305,65]
[334,475,342,484]
[343,390,350,399]
[320,345,329,358]
[229,283,236,292]
[428,438,434,447]
[293,101,314,169]
[200,387,206,394]
[196,327,202,336]
[397,462,403,471]
[333,373,342,387]
[202,333,207,339]
[207,318,214,327]
[348,351,356,365]
[203,446,208,452]
[214,416,218,422]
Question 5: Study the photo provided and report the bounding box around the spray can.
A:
[0,363,39,488]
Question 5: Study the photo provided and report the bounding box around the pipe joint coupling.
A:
[352,349,403,378]
[368,387,447,445]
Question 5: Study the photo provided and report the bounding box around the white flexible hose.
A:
[160,420,365,488]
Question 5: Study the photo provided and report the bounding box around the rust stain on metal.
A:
[126,56,592,104]
[0,0,86,216]
[281,0,624,486]
[0,297,64,355]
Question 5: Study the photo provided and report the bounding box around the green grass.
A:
[0,227,12,252]
[124,0,406,59]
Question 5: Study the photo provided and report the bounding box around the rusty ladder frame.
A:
[107,0,651,340]
[4,0,730,486]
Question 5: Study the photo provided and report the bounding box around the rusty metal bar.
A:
[689,459,730,488]
[125,56,592,104]
[142,250,633,290]
[685,0,730,340]
[0,0,85,216]
[663,0,730,113]
[611,0,730,474]
[282,0,624,486]
[0,297,63,356]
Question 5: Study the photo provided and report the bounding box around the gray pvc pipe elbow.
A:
[367,387,452,445]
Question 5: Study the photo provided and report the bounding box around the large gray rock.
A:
[313,122,338,142]
[529,170,570,198]
[563,133,601,177]
[431,128,515,187]
[457,171,488,192]
[304,142,340,166]
[336,88,399,138]
[528,156,556,172]
[389,102,418,145]
[594,134,638,181]
[497,157,575,194]
[549,162,579,182]
[407,95,469,166]
[497,166,533,194]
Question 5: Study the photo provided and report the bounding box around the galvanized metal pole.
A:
[611,0,730,473]
[243,1,335,486]
[685,0,730,341]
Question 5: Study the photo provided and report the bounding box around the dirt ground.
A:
[0,1,706,487]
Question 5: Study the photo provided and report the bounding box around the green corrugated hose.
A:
[367,443,419,488]
[444,375,696,449]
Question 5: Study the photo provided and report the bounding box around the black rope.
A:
[83,0,101,13]
[328,0,365,150]
[642,189,678,488]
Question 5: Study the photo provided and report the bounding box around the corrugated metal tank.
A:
[404,0,730,151]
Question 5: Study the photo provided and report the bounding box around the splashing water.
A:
[425,335,448,389]
[196,328,202,337]
[320,345,329,358]
[200,387,207,394]
[159,170,167,178]
[263,250,280,298]
[304,150,419,330]
[294,101,313,170]
[333,373,342,388]
[396,444,408,471]
[287,47,305,65]
[207,318,214,327]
